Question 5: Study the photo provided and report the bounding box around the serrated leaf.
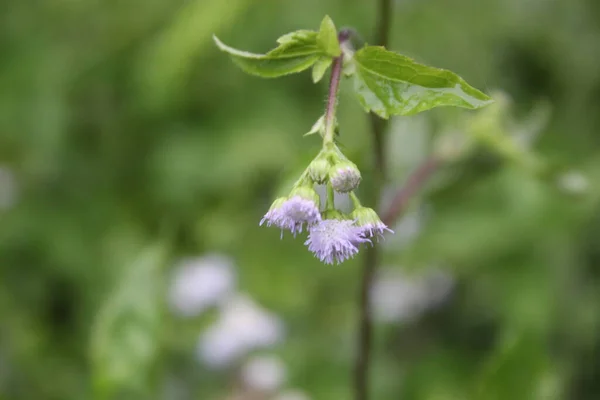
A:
[317,15,341,57]
[214,31,323,78]
[312,57,333,83]
[91,243,167,398]
[352,46,493,118]
[276,30,316,44]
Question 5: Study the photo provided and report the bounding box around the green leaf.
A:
[213,30,323,78]
[473,330,552,400]
[90,243,167,399]
[317,15,341,57]
[312,56,333,83]
[352,46,493,117]
[304,115,325,136]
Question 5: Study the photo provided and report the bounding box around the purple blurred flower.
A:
[305,219,370,264]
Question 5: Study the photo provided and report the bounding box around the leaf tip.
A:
[317,15,341,57]
[212,34,226,50]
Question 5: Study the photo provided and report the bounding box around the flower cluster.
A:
[260,141,393,264]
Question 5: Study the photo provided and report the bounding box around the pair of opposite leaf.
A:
[213,16,493,118]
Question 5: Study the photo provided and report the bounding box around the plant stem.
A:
[323,56,342,144]
[323,32,350,145]
[350,192,362,209]
[354,1,393,400]
[382,156,440,226]
[326,182,335,210]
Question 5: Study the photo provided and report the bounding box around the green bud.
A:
[308,155,331,184]
[350,206,380,226]
[269,197,287,211]
[329,160,361,193]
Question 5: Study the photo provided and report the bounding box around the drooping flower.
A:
[305,218,370,264]
[282,192,321,233]
[329,161,361,193]
[260,197,291,230]
[260,187,322,236]
[351,206,393,240]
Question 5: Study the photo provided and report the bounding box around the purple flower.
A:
[260,197,289,229]
[350,207,394,240]
[358,221,393,239]
[260,194,321,237]
[305,219,370,264]
[281,195,321,234]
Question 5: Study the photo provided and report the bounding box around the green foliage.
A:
[312,56,334,83]
[351,46,493,117]
[213,15,341,78]
[213,32,323,78]
[90,244,167,399]
[2,0,600,399]
[216,16,491,119]
[316,15,341,57]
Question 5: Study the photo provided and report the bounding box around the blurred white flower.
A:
[273,389,312,400]
[168,254,236,317]
[557,170,589,195]
[241,355,286,392]
[434,129,474,163]
[197,295,284,368]
[0,166,17,210]
[198,323,248,369]
[371,268,454,323]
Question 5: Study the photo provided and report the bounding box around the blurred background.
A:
[2,0,600,399]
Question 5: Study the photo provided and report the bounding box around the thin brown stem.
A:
[382,156,440,226]
[324,31,351,144]
[323,55,343,144]
[354,0,393,399]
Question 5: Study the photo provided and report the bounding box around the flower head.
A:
[260,197,290,230]
[260,187,322,236]
[351,206,393,240]
[329,161,361,193]
[305,218,370,264]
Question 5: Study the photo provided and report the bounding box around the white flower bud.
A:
[329,161,361,192]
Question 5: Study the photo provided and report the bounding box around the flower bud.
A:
[329,161,361,193]
[308,156,331,184]
[350,206,393,239]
